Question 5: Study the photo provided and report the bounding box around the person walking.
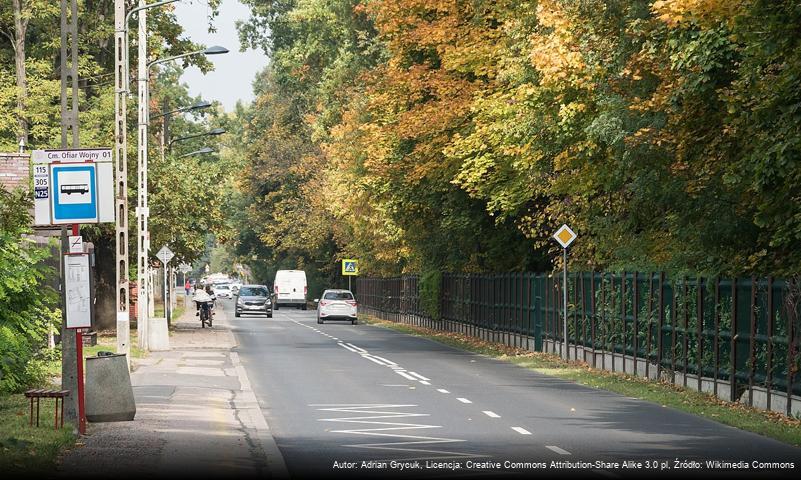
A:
[184,279,192,306]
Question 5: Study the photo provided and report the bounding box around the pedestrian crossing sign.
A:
[342,259,359,276]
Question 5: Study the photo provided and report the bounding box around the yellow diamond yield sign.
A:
[553,224,577,248]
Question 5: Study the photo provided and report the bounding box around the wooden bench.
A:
[24,389,70,429]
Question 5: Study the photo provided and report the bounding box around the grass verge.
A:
[42,329,147,379]
[4,329,148,473]
[363,315,801,447]
[0,394,74,473]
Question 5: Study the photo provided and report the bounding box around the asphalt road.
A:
[220,300,801,479]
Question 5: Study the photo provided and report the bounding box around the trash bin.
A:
[85,352,136,422]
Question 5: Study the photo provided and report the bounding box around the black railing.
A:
[355,272,801,416]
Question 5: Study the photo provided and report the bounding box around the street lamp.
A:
[169,128,226,152]
[179,147,215,158]
[136,45,228,351]
[151,99,213,163]
[150,99,212,121]
[147,45,230,71]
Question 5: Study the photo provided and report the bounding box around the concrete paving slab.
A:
[57,302,286,478]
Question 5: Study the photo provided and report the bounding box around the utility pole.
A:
[114,0,130,365]
[136,0,150,351]
[60,0,81,431]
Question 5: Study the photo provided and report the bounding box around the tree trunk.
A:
[12,0,29,146]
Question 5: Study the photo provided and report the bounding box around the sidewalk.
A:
[58,301,287,478]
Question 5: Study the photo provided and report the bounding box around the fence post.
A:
[633,272,639,377]
[683,277,689,388]
[749,276,757,407]
[658,272,665,381]
[731,277,738,402]
[767,277,773,411]
[697,276,704,393]
[714,277,720,398]
[786,279,796,417]
[601,273,607,371]
[670,276,677,383]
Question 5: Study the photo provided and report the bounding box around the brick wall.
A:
[0,152,30,191]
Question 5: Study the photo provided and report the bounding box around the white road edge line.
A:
[482,411,500,418]
[546,445,571,455]
[511,427,532,435]
[456,398,472,404]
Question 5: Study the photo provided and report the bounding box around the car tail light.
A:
[304,286,308,295]
[274,285,279,293]
[319,300,329,307]
[346,300,357,307]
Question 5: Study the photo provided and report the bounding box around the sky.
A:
[172,0,268,112]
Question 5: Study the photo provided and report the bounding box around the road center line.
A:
[362,355,390,366]
[482,411,500,418]
[546,445,571,455]
[396,371,417,381]
[511,427,532,435]
[419,381,431,385]
[338,342,361,353]
[456,398,472,404]
[345,343,366,353]
[407,371,430,381]
[371,355,396,366]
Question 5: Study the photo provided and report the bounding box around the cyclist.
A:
[193,285,214,325]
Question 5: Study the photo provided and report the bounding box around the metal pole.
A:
[563,247,568,360]
[164,264,169,323]
[136,0,149,350]
[114,0,130,366]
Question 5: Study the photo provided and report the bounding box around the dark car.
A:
[234,285,273,318]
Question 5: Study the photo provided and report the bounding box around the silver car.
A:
[235,285,273,317]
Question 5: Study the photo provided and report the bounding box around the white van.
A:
[273,270,308,310]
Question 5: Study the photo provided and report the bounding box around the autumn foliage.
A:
[233,0,801,280]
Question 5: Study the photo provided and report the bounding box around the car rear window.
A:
[240,287,268,297]
[217,285,230,290]
[323,292,354,300]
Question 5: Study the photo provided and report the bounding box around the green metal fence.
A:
[355,272,801,416]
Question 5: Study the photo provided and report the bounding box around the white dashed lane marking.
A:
[482,411,500,418]
[511,427,532,435]
[437,389,450,394]
[396,371,417,381]
[371,355,396,366]
[363,356,389,366]
[546,445,571,455]
[456,398,472,404]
